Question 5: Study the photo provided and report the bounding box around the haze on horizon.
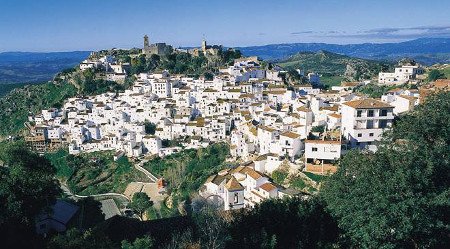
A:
[1,0,449,52]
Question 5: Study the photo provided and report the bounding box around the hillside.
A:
[238,38,450,64]
[278,50,392,80]
[0,51,91,84]
[0,82,77,136]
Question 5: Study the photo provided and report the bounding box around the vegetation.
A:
[227,197,339,248]
[143,121,156,135]
[304,172,325,183]
[0,82,32,97]
[142,143,230,203]
[321,91,450,248]
[45,149,72,179]
[0,142,61,248]
[427,68,447,81]
[278,50,392,81]
[129,192,154,220]
[121,236,154,249]
[320,75,345,88]
[48,228,115,249]
[354,83,400,98]
[46,150,146,195]
[128,49,241,78]
[0,81,77,136]
[271,169,288,185]
[311,125,325,133]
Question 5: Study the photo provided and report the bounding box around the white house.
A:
[341,98,394,149]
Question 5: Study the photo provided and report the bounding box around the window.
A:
[357,110,362,117]
[369,133,374,137]
[357,133,362,137]
[379,120,388,128]
[234,193,239,203]
[368,110,374,117]
[312,147,318,152]
[380,109,388,116]
[367,120,374,129]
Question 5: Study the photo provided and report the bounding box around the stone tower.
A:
[144,35,150,50]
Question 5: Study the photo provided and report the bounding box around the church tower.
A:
[201,39,207,53]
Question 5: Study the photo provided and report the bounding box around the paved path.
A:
[60,183,130,201]
[134,158,158,182]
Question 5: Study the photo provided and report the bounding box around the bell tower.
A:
[201,39,207,53]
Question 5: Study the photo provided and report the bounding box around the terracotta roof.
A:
[328,113,342,119]
[246,168,263,180]
[260,182,277,192]
[399,95,418,102]
[225,177,244,191]
[281,131,300,139]
[341,82,359,87]
[343,98,392,109]
[305,139,341,145]
[259,126,276,132]
[320,105,339,112]
[296,106,311,112]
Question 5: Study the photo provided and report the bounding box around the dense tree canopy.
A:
[322,91,450,248]
[0,142,61,248]
[226,197,340,248]
[48,228,115,249]
[121,236,154,249]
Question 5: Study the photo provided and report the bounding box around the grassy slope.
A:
[46,149,147,195]
[0,82,77,136]
[143,143,230,199]
[320,75,346,87]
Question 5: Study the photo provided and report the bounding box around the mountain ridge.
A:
[236,37,450,64]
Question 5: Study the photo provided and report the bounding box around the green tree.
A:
[226,197,339,248]
[311,125,325,133]
[48,228,115,249]
[427,69,446,82]
[129,192,153,220]
[76,197,105,230]
[121,236,154,249]
[203,71,214,81]
[0,142,62,248]
[144,121,156,135]
[322,91,450,248]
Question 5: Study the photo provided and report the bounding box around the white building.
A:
[378,65,423,84]
[341,98,394,149]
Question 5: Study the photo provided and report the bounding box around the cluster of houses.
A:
[79,53,129,83]
[25,47,450,211]
[378,64,424,85]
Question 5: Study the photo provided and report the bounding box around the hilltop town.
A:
[19,35,449,212]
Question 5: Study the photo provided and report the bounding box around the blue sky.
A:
[0,0,449,52]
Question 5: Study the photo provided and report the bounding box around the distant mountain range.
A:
[237,38,450,65]
[0,51,91,84]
